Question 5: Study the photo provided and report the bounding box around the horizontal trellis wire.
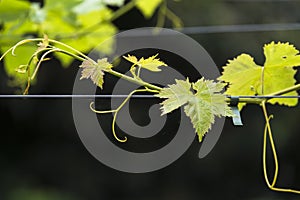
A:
[0,95,300,99]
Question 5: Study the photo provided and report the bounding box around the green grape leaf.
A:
[136,0,163,18]
[77,8,112,27]
[56,22,116,67]
[185,78,233,141]
[43,7,115,67]
[29,3,46,24]
[42,9,76,35]
[123,54,167,72]
[103,0,125,7]
[154,79,193,114]
[219,41,300,109]
[156,78,232,142]
[1,20,37,45]
[0,0,31,23]
[79,58,112,88]
[44,0,83,11]
[72,0,105,14]
[123,54,138,64]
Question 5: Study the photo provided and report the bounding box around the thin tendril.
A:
[261,100,300,194]
[0,46,14,61]
[263,113,272,188]
[90,102,116,114]
[262,101,278,186]
[18,47,53,94]
[7,38,92,63]
[89,88,159,142]
[31,48,58,80]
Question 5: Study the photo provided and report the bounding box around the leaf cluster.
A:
[0,0,169,89]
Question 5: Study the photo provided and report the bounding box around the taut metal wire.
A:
[0,95,299,99]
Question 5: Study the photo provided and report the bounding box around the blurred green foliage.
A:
[0,0,165,89]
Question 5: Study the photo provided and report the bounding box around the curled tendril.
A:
[0,38,94,94]
[261,100,300,194]
[89,88,159,143]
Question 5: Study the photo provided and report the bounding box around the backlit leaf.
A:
[29,3,46,23]
[136,0,163,18]
[103,0,125,7]
[0,0,31,23]
[123,54,167,72]
[72,0,105,14]
[79,58,112,88]
[155,79,193,114]
[156,78,232,142]
[219,41,300,109]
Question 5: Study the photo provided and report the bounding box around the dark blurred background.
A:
[1,0,300,199]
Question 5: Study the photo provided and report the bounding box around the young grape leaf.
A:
[154,79,193,114]
[156,78,232,142]
[123,54,167,72]
[79,58,113,89]
[219,41,300,109]
[136,0,163,19]
[0,0,155,90]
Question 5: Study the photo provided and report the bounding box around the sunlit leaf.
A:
[156,78,232,142]
[72,0,105,14]
[0,0,168,89]
[0,0,31,23]
[103,0,125,7]
[77,8,112,27]
[136,0,163,18]
[123,54,138,64]
[47,8,115,67]
[219,41,300,108]
[155,79,193,114]
[42,10,76,34]
[44,0,81,11]
[79,58,112,88]
[29,3,46,23]
[123,54,167,72]
[1,19,38,41]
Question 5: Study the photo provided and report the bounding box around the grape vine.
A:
[0,0,182,90]
[1,37,300,195]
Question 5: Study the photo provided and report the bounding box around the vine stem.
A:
[2,37,300,102]
[226,83,300,104]
[266,83,300,97]
[108,69,162,92]
[0,38,163,93]
[261,100,300,194]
